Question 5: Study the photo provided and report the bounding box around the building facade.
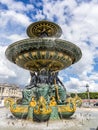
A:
[0,83,22,100]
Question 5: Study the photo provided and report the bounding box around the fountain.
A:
[5,20,82,121]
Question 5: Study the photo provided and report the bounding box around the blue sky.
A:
[0,0,98,92]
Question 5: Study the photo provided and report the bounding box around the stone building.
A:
[0,83,22,100]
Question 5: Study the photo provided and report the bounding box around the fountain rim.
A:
[5,38,82,65]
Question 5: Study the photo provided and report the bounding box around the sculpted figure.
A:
[29,72,37,86]
[37,69,48,84]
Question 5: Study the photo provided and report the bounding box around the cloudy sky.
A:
[0,0,98,92]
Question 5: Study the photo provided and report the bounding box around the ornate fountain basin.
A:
[5,38,82,72]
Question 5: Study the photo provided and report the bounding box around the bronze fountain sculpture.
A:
[5,20,82,121]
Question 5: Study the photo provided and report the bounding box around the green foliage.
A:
[71,92,98,99]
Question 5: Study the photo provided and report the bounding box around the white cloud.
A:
[71,42,94,75]
[8,34,26,43]
[64,77,98,93]
[43,0,77,23]
[0,46,30,86]
[0,0,34,12]
[0,10,31,27]
[0,7,31,44]
[35,10,45,20]
[0,46,16,77]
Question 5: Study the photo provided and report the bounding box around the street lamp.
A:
[86,84,90,106]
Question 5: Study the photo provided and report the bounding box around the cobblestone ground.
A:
[0,107,98,130]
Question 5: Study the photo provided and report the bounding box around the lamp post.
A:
[86,84,90,106]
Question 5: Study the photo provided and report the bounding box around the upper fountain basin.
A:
[5,38,82,72]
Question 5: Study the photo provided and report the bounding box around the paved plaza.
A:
[0,107,98,130]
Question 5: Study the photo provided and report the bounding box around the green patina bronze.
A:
[5,20,82,122]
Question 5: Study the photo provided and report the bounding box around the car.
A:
[94,102,98,106]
